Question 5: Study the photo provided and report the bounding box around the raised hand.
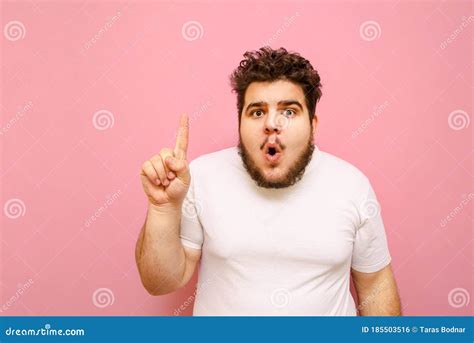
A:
[140,113,191,207]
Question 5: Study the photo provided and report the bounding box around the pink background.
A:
[1,0,472,316]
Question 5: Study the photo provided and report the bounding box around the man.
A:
[135,47,401,316]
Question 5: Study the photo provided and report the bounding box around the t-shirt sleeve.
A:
[351,178,392,273]
[179,161,204,250]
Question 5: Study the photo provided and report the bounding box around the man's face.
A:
[238,79,317,189]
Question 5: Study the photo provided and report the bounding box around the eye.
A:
[251,110,264,117]
[281,109,296,117]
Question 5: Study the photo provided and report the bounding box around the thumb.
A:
[165,156,190,183]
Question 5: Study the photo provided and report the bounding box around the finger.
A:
[150,155,169,186]
[174,113,189,160]
[140,174,156,191]
[159,148,174,179]
[165,156,190,185]
[140,175,166,204]
[141,161,159,185]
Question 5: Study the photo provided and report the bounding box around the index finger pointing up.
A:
[174,113,189,160]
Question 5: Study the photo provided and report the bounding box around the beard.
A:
[237,133,315,189]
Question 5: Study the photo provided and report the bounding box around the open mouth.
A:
[264,143,282,163]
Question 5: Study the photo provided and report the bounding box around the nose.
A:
[264,111,282,134]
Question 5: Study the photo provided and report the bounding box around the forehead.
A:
[244,79,306,106]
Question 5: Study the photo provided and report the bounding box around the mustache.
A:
[260,137,286,150]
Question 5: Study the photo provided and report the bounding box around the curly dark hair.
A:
[229,46,322,125]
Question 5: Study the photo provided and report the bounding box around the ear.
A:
[312,114,318,131]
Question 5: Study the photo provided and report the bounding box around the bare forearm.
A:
[358,289,401,315]
[357,278,401,316]
[352,265,402,316]
[135,203,186,295]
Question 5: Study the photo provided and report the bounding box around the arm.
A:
[135,113,201,296]
[351,263,402,316]
[135,204,201,295]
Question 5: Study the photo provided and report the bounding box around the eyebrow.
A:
[245,99,304,113]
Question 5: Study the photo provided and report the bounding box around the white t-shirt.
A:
[180,144,392,316]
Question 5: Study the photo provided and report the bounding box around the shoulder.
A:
[316,148,371,193]
[319,149,368,180]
